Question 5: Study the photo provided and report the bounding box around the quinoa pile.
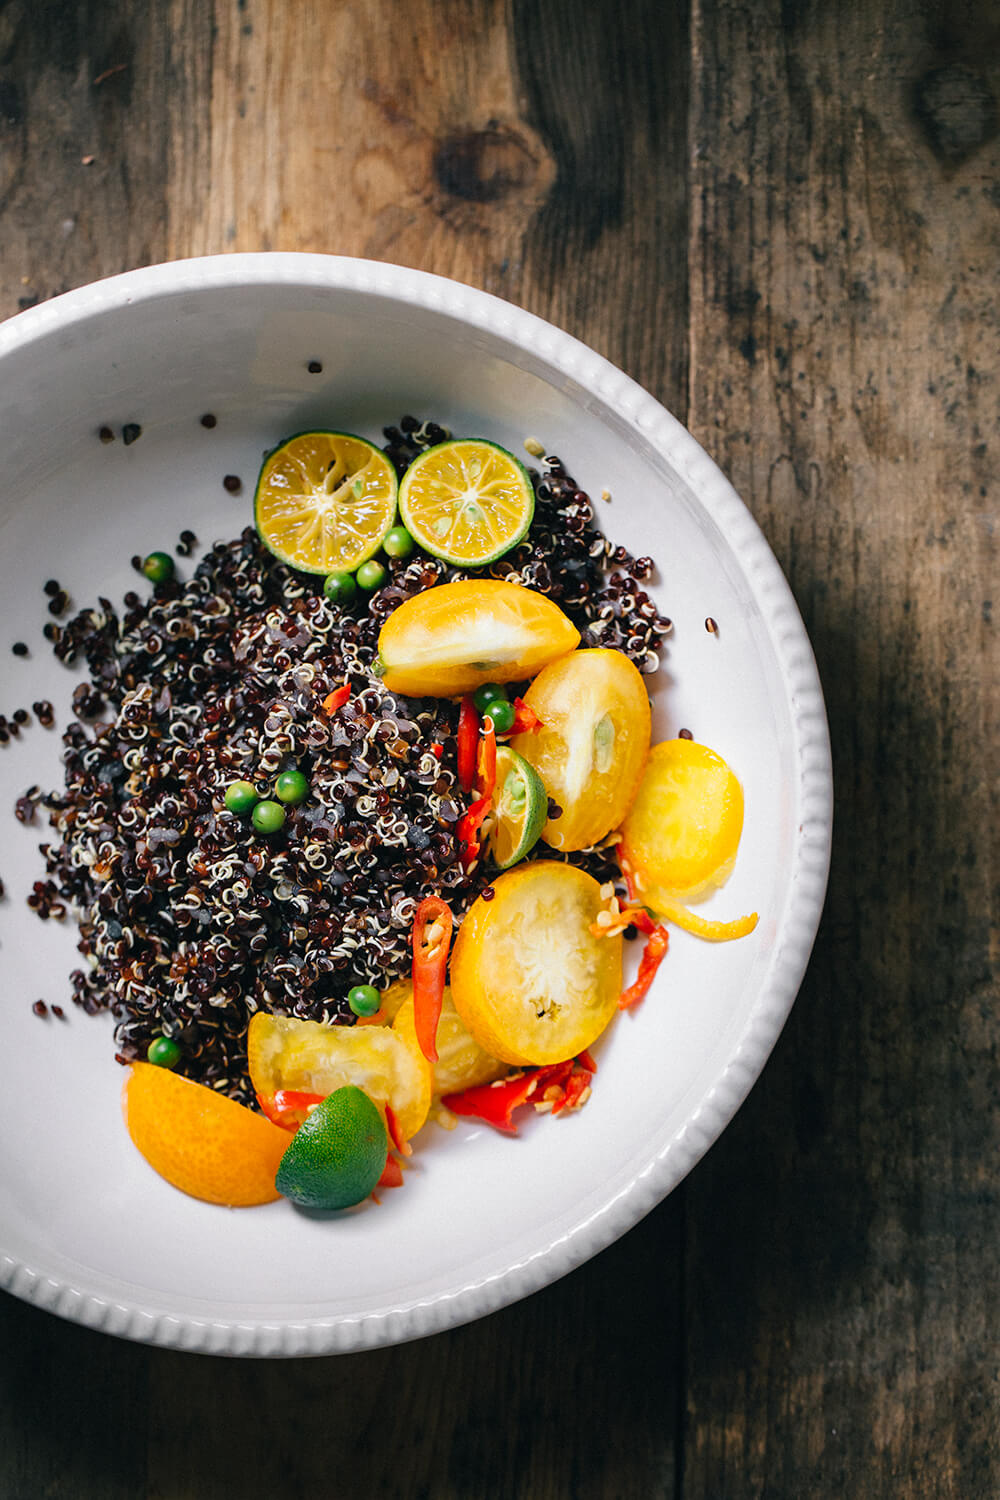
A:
[27,421,671,1104]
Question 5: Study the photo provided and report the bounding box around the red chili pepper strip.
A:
[618,924,670,1010]
[457,796,491,869]
[478,716,497,799]
[550,1070,592,1116]
[384,1103,412,1158]
[256,1089,326,1132]
[377,1154,405,1189]
[444,1061,573,1134]
[431,742,444,760]
[576,1048,598,1074]
[322,684,350,715]
[457,696,479,792]
[510,697,542,734]
[412,896,453,1063]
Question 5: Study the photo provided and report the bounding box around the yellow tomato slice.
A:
[376,580,580,698]
[246,1006,432,1142]
[620,738,745,898]
[450,862,622,1066]
[511,648,651,852]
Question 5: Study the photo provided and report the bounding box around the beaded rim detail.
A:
[0,254,833,1357]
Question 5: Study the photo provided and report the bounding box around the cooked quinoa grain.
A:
[27,423,669,1104]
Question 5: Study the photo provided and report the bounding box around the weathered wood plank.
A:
[683,0,999,1494]
[0,2,691,1497]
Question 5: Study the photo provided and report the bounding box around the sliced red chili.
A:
[322,684,351,715]
[412,895,453,1063]
[256,1089,325,1132]
[477,716,497,799]
[618,924,669,1009]
[510,697,542,734]
[576,1048,598,1074]
[384,1103,412,1158]
[550,1069,592,1116]
[444,1060,574,1134]
[457,795,491,869]
[377,1154,405,1189]
[457,696,479,792]
[430,742,444,760]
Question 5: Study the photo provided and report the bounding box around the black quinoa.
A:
[27,423,669,1106]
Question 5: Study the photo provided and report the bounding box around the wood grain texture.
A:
[683,0,999,1495]
[0,0,996,1495]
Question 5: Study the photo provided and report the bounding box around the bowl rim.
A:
[0,253,832,1356]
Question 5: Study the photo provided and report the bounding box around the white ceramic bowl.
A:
[0,255,831,1355]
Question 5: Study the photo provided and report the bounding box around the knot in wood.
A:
[433,126,539,204]
[913,63,998,167]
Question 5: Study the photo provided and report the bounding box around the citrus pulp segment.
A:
[254,431,398,575]
[398,439,534,566]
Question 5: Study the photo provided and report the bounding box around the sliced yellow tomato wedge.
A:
[246,1004,432,1142]
[376,580,580,698]
[511,648,651,852]
[450,862,622,1066]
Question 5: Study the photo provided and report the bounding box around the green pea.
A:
[275,769,309,805]
[484,697,515,734]
[473,682,507,714]
[348,983,381,1018]
[252,799,286,834]
[142,551,175,584]
[383,526,415,559]
[356,558,387,591]
[324,572,357,606]
[224,779,259,814]
[147,1035,181,1069]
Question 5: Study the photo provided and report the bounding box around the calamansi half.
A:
[254,430,398,575]
[275,1086,388,1211]
[399,439,534,566]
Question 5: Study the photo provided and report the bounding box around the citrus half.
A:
[399,439,534,566]
[255,430,398,575]
[122,1062,290,1207]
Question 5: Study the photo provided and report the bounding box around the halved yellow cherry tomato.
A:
[246,1003,432,1142]
[376,580,580,698]
[511,648,651,852]
[620,737,744,898]
[450,862,622,1066]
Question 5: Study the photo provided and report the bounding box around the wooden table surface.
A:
[1,2,997,1496]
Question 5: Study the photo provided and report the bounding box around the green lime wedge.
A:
[487,747,548,869]
[275,1085,387,1210]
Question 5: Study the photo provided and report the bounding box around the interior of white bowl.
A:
[0,256,831,1355]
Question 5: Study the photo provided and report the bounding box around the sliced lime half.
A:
[487,746,548,869]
